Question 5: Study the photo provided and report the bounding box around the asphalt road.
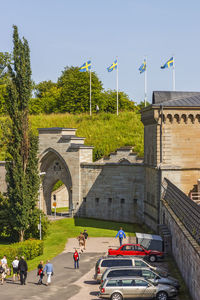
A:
[0,252,102,300]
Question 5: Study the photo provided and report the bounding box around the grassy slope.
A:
[0,111,144,160]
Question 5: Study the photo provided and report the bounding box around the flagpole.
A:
[116,57,119,116]
[144,56,147,107]
[172,56,175,91]
[90,67,92,116]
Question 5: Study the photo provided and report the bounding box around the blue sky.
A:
[1,0,200,103]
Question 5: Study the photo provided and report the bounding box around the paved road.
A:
[0,252,102,300]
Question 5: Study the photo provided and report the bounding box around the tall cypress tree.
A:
[5,26,40,242]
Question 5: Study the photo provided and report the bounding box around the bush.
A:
[0,239,43,266]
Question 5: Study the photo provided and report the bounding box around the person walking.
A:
[18,256,28,285]
[1,255,7,265]
[77,232,85,252]
[37,261,44,285]
[0,262,6,285]
[73,249,79,269]
[43,260,53,286]
[12,256,20,282]
[83,229,88,250]
[115,227,126,246]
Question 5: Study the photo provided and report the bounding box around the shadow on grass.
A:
[74,217,153,235]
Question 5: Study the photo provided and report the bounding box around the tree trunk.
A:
[20,230,25,242]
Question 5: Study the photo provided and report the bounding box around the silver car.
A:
[101,267,180,289]
[94,256,167,282]
[99,277,177,300]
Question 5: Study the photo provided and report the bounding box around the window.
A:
[108,270,126,277]
[142,270,155,279]
[122,279,134,287]
[134,279,148,287]
[134,246,144,252]
[127,269,141,276]
[95,198,99,204]
[106,280,118,287]
[116,260,132,267]
[135,260,147,267]
[108,198,112,204]
[83,197,86,203]
[121,198,125,204]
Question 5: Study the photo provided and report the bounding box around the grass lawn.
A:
[0,218,151,271]
[51,207,69,213]
[166,256,191,300]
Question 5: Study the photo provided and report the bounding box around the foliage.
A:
[0,239,43,266]
[101,90,136,113]
[4,26,40,242]
[52,180,64,192]
[0,52,12,115]
[137,100,151,110]
[30,80,61,114]
[57,66,103,113]
[0,111,144,161]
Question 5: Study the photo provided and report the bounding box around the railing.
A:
[190,192,200,205]
[161,178,200,245]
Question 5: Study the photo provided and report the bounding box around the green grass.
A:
[0,111,144,160]
[0,218,150,271]
[51,207,69,213]
[166,255,191,300]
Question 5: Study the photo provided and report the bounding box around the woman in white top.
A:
[1,256,7,265]
[12,257,20,282]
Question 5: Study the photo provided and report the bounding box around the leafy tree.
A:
[137,100,150,110]
[4,26,40,242]
[57,66,103,113]
[101,90,136,113]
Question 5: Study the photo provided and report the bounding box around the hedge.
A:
[0,239,43,266]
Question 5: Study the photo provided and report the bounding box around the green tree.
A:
[4,26,40,242]
[0,52,12,115]
[101,90,136,113]
[57,66,103,113]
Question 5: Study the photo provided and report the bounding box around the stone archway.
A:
[39,148,72,214]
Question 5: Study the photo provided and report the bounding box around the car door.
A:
[134,279,155,298]
[121,279,137,298]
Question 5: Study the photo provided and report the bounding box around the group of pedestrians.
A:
[0,255,54,286]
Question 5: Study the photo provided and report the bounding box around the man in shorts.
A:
[12,256,20,282]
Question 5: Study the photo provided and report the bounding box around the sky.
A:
[1,0,200,104]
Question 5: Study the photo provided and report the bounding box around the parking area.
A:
[0,237,184,300]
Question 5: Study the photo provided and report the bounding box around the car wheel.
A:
[149,255,157,262]
[156,291,168,300]
[111,292,123,300]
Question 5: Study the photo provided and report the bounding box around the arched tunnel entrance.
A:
[39,148,72,215]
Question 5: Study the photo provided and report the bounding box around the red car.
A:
[108,244,164,262]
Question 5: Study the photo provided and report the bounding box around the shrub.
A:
[0,239,43,266]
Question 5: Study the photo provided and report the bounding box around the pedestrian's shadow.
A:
[64,267,76,270]
[5,280,21,285]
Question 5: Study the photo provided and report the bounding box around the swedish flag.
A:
[107,59,118,72]
[161,57,174,69]
[79,60,91,72]
[139,60,146,74]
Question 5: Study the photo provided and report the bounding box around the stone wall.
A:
[161,179,200,300]
[79,162,144,223]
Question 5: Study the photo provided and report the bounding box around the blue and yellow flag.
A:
[107,59,117,72]
[79,60,91,72]
[161,57,174,69]
[139,60,146,74]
